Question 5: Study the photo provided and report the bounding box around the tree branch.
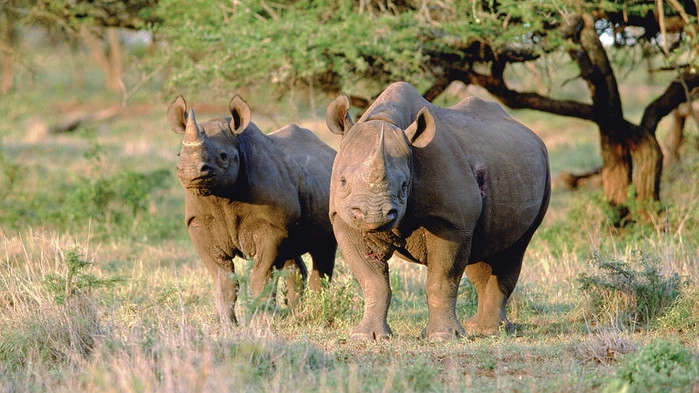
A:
[456,66,597,120]
[640,73,699,132]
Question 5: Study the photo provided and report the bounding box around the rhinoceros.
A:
[325,82,550,339]
[167,95,337,324]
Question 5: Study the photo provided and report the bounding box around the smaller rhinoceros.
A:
[326,82,550,339]
[167,95,337,324]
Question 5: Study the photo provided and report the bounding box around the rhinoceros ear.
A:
[229,95,251,135]
[167,95,187,134]
[326,94,354,135]
[404,106,435,148]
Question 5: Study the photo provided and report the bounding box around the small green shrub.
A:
[603,339,699,393]
[290,274,359,329]
[576,251,685,330]
[656,286,699,333]
[42,247,126,305]
[0,247,123,373]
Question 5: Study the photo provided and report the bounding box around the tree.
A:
[153,0,698,223]
[0,0,160,93]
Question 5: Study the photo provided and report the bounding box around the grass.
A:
[1,44,698,392]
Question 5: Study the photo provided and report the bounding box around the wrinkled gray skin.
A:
[326,82,550,340]
[168,95,337,324]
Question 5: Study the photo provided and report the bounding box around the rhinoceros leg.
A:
[465,239,528,334]
[199,253,238,325]
[333,219,392,340]
[212,262,239,325]
[188,220,239,324]
[279,257,308,308]
[249,226,287,299]
[421,234,468,339]
[308,237,337,291]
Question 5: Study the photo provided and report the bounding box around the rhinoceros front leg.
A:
[333,219,392,340]
[421,232,468,339]
[188,219,239,324]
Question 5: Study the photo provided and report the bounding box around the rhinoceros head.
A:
[326,94,435,232]
[167,95,251,196]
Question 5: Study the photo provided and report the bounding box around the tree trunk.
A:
[630,127,663,219]
[0,11,15,94]
[80,26,123,92]
[599,130,632,210]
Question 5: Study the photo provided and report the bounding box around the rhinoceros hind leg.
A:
[277,257,307,308]
[308,238,337,291]
[464,249,524,335]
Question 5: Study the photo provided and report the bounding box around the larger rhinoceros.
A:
[325,82,550,339]
[168,95,337,324]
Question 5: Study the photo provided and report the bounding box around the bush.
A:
[603,339,699,393]
[656,286,699,333]
[576,251,685,330]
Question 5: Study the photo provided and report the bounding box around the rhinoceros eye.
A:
[339,177,350,193]
[399,181,408,200]
[220,152,228,161]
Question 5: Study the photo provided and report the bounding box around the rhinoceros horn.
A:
[361,123,388,191]
[183,108,205,147]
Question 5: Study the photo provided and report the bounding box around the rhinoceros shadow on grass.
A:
[326,82,551,340]
[167,95,337,324]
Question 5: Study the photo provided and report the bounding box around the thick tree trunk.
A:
[631,129,663,205]
[599,130,632,209]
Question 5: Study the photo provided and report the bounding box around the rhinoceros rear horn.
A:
[229,95,251,135]
[167,95,187,134]
[326,94,354,135]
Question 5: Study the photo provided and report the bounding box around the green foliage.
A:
[226,339,331,382]
[290,275,360,330]
[603,339,699,393]
[0,128,175,240]
[656,286,699,333]
[42,247,125,305]
[0,247,120,374]
[151,0,572,97]
[0,147,19,205]
[577,251,686,330]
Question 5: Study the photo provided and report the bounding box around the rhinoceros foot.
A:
[350,321,393,340]
[420,322,466,340]
[464,316,513,336]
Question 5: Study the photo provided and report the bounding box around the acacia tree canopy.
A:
[153,1,695,97]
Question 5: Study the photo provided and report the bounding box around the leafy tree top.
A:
[153,0,697,99]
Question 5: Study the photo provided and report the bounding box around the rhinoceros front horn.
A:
[183,108,205,147]
[361,123,388,189]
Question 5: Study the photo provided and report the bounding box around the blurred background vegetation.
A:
[0,1,698,392]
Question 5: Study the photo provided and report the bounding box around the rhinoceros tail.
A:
[473,162,488,200]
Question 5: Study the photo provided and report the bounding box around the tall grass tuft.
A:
[0,241,123,377]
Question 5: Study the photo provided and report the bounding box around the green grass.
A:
[1,43,698,392]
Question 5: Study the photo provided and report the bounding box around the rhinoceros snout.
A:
[350,205,399,231]
[177,162,214,184]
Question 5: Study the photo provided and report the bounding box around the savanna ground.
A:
[1,45,698,393]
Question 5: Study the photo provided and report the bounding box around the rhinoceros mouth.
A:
[184,185,215,196]
[352,213,399,232]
